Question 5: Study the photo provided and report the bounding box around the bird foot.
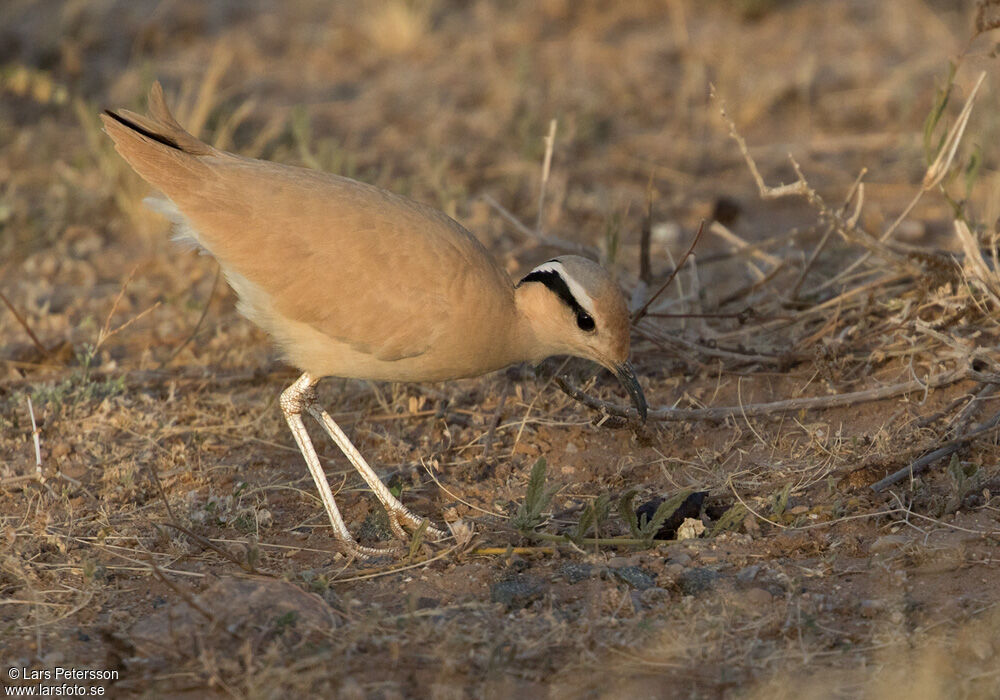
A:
[386,507,448,542]
[339,537,403,560]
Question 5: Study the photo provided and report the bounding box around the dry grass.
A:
[3,0,1000,697]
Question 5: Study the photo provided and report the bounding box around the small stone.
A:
[612,566,657,591]
[677,567,721,596]
[744,588,773,607]
[636,492,708,539]
[669,551,693,567]
[664,563,686,578]
[559,562,594,584]
[490,575,545,609]
[255,508,273,528]
[639,586,670,606]
[676,518,705,540]
[736,565,761,583]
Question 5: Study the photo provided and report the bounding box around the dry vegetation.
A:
[3,0,1000,697]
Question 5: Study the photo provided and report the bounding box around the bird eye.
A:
[576,312,595,332]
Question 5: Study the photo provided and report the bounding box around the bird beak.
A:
[613,360,647,423]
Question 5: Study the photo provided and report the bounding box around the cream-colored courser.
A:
[102,82,646,557]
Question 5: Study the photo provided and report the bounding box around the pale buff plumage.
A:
[101,82,645,557]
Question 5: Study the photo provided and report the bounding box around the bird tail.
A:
[99,81,216,200]
[101,81,213,156]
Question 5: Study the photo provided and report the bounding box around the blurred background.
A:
[2,0,993,372]
[3,1,1000,697]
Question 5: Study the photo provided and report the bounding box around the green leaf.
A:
[291,105,321,171]
[639,490,693,541]
[618,489,640,538]
[512,458,558,532]
[572,493,611,543]
[770,482,792,517]
[964,145,983,199]
[408,519,428,561]
[710,503,748,537]
[923,62,957,165]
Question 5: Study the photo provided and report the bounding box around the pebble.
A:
[744,587,773,607]
[612,566,657,591]
[664,563,686,578]
[639,587,670,606]
[677,567,721,596]
[559,562,594,584]
[490,575,545,609]
[669,552,693,567]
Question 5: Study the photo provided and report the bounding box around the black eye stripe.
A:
[517,268,597,333]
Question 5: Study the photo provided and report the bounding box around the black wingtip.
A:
[103,109,182,151]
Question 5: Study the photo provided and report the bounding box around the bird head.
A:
[514,255,647,422]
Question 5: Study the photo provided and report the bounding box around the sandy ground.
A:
[3,1,1000,697]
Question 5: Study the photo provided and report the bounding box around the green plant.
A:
[710,503,748,536]
[769,482,792,518]
[945,454,981,514]
[570,493,611,544]
[618,489,693,545]
[511,457,558,533]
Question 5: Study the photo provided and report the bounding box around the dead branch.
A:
[631,220,706,324]
[711,85,913,270]
[639,174,654,284]
[159,262,222,367]
[535,118,557,234]
[556,366,970,425]
[871,404,1000,492]
[481,193,599,258]
[0,287,50,357]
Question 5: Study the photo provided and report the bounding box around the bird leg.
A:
[280,373,397,558]
[308,403,448,542]
[281,373,447,552]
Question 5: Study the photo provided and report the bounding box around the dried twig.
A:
[639,174,654,284]
[631,220,706,325]
[159,262,222,367]
[143,551,236,636]
[712,85,911,270]
[871,405,1000,492]
[27,397,43,480]
[145,457,262,574]
[556,366,970,425]
[536,118,557,234]
[481,381,510,461]
[0,287,49,357]
[481,194,598,257]
[95,267,162,354]
[791,168,867,299]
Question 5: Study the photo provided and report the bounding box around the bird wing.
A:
[101,85,512,364]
